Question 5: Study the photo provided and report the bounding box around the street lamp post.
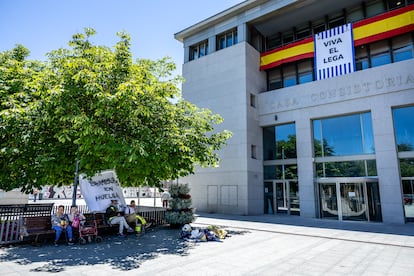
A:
[71,154,79,207]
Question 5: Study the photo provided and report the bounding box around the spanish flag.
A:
[260,4,414,70]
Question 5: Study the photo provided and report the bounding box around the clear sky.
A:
[0,0,243,75]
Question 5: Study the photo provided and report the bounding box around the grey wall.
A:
[258,59,414,223]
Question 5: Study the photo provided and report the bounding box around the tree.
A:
[0,28,232,193]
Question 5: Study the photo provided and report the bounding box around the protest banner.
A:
[79,170,126,211]
[314,23,355,80]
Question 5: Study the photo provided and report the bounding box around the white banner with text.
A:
[79,170,126,212]
[315,23,355,80]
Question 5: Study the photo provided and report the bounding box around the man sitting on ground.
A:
[105,199,134,237]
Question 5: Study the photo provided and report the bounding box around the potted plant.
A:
[165,183,195,227]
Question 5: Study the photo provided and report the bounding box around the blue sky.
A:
[0,0,243,75]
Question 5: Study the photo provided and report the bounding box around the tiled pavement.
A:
[1,212,414,275]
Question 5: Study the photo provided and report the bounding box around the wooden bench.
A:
[20,216,55,245]
[83,213,118,235]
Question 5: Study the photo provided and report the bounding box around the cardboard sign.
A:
[80,170,126,212]
[315,23,355,80]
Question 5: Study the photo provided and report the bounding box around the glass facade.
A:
[263,123,299,215]
[393,106,414,151]
[314,112,375,157]
[313,112,382,222]
[393,106,414,221]
[313,112,376,178]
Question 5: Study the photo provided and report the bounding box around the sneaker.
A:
[54,241,58,247]
[144,222,152,229]
[68,241,74,245]
[127,228,134,233]
[118,233,126,238]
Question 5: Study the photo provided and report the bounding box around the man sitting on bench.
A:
[124,200,152,234]
[51,205,74,246]
[105,199,134,237]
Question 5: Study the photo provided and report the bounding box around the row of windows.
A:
[267,33,414,91]
[263,105,414,177]
[189,28,238,61]
[264,0,414,51]
[189,40,208,61]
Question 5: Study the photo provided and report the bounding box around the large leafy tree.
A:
[0,28,232,193]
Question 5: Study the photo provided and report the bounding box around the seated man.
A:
[124,200,151,234]
[105,199,134,237]
[51,205,74,246]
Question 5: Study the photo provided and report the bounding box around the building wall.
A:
[0,189,28,204]
[259,58,414,223]
[178,0,414,223]
[181,42,266,215]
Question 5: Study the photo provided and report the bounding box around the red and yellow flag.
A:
[260,5,414,70]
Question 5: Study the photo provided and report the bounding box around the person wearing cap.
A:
[105,199,134,237]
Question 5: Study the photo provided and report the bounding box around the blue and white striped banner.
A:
[314,23,355,80]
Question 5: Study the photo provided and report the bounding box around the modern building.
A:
[175,0,414,224]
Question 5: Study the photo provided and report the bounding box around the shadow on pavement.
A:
[0,226,249,273]
[196,212,414,237]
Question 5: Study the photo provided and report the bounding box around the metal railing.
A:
[1,203,167,246]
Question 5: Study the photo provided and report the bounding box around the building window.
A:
[355,46,369,71]
[268,68,282,90]
[393,106,414,152]
[217,28,238,50]
[267,33,282,50]
[263,123,297,161]
[393,105,414,222]
[266,33,413,91]
[251,145,257,159]
[267,59,314,91]
[250,93,256,108]
[347,5,365,22]
[298,60,313,84]
[283,64,297,87]
[328,14,346,29]
[189,40,208,61]
[392,34,413,62]
[313,112,376,177]
[263,123,297,181]
[258,0,413,53]
[313,112,375,157]
[295,24,311,40]
[366,0,386,17]
[387,0,405,10]
[313,19,326,35]
[282,30,294,44]
[370,40,391,67]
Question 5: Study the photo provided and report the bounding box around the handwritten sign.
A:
[80,170,126,212]
[315,23,355,80]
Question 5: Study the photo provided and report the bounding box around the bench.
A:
[83,213,118,235]
[20,216,55,245]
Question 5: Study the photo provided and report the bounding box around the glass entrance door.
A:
[264,181,274,214]
[318,179,382,222]
[340,182,367,221]
[402,178,414,222]
[275,180,299,215]
[320,183,338,220]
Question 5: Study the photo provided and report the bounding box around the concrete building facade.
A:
[175,0,414,224]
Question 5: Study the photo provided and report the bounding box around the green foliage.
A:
[0,28,232,193]
[165,183,194,225]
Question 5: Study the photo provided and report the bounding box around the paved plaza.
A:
[1,212,414,275]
